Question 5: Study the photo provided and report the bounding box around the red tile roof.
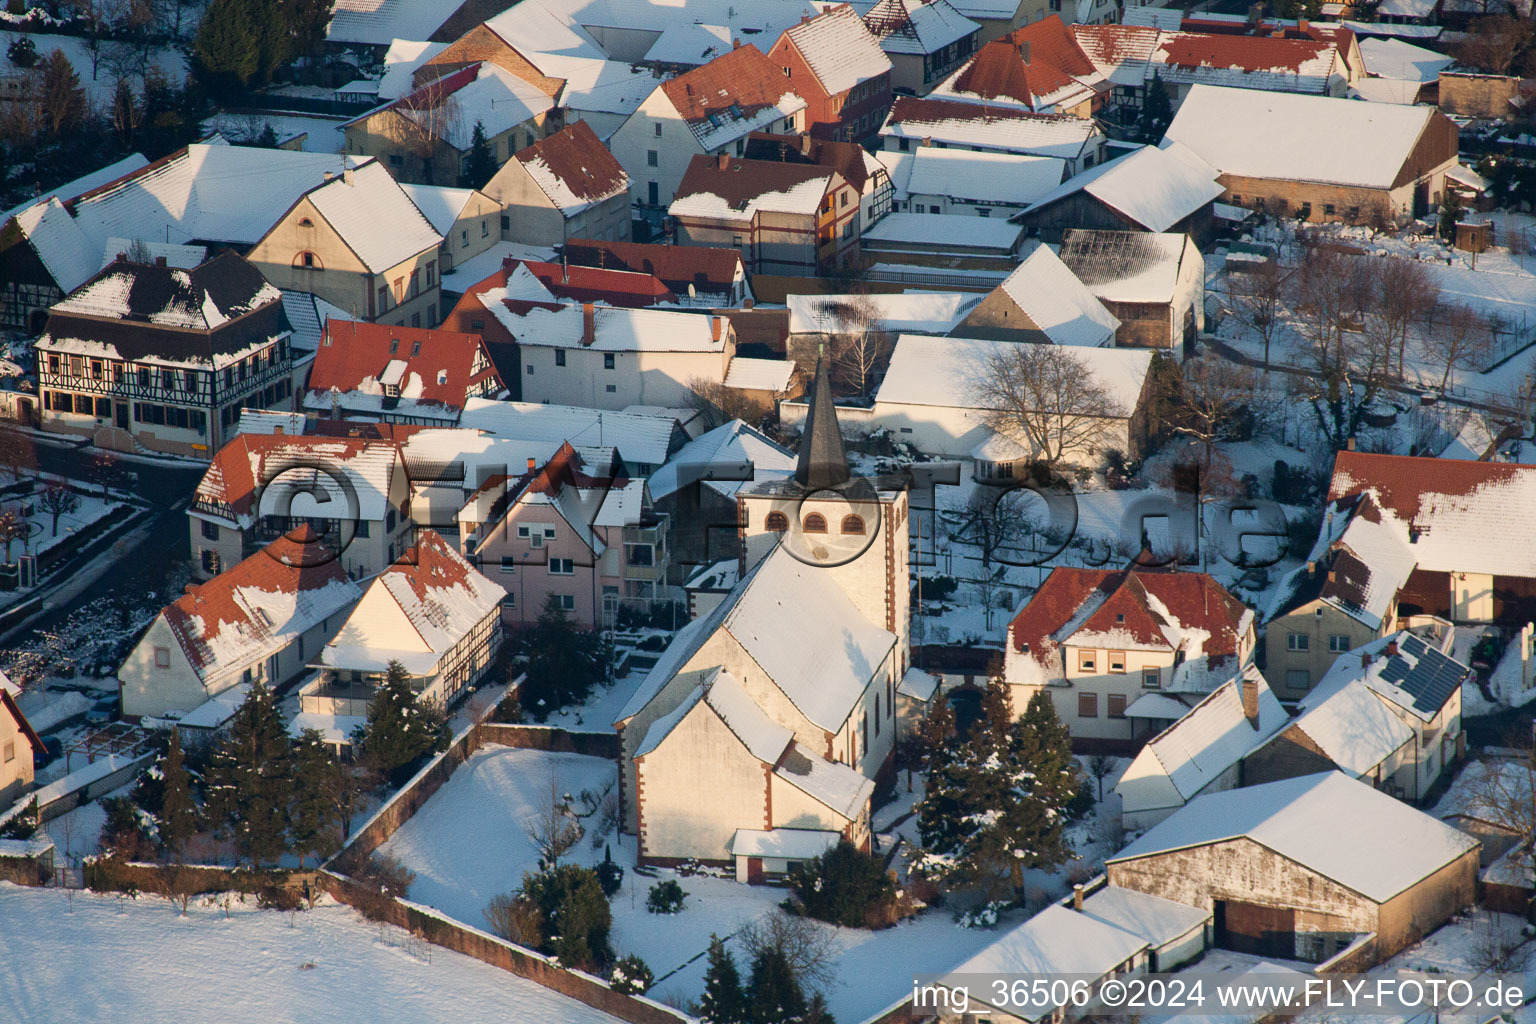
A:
[1157,31,1332,74]
[953,37,1075,105]
[307,319,501,412]
[660,44,799,141]
[512,120,628,210]
[162,527,354,675]
[195,433,401,519]
[1328,450,1530,523]
[1008,14,1100,80]
[1008,565,1251,674]
[561,238,744,294]
[673,154,836,212]
[509,258,675,306]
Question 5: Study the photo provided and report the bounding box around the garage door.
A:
[1215,899,1295,959]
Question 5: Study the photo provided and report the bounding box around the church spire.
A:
[795,354,850,491]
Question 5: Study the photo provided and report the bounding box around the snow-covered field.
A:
[0,884,628,1024]
[377,744,1010,1020]
[0,31,189,108]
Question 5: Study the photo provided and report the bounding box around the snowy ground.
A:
[0,31,189,109]
[377,744,1015,1021]
[202,111,350,154]
[542,670,649,730]
[0,884,628,1024]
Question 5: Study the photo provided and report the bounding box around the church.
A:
[613,359,915,879]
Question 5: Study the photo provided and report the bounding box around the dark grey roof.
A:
[795,355,851,491]
[1375,633,1466,717]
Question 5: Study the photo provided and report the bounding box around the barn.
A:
[1105,772,1479,966]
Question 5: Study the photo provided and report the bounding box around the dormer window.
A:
[389,338,399,354]
[411,341,421,356]
[298,217,314,227]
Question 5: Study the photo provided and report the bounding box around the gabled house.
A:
[1162,84,1458,225]
[866,333,1153,466]
[461,442,670,628]
[304,529,505,727]
[303,319,502,425]
[482,121,631,247]
[247,160,446,328]
[1263,491,1418,700]
[882,145,1064,217]
[1058,229,1206,358]
[1,197,101,333]
[608,44,808,215]
[744,132,894,233]
[120,528,363,721]
[877,95,1106,173]
[955,242,1122,347]
[504,258,677,307]
[398,182,504,275]
[1012,144,1224,244]
[1117,666,1288,829]
[766,5,893,142]
[0,688,43,805]
[1106,772,1478,964]
[36,251,294,459]
[1246,632,1466,802]
[669,155,860,275]
[560,238,753,307]
[188,432,414,580]
[934,16,1107,116]
[1004,565,1256,747]
[341,62,557,186]
[861,0,980,96]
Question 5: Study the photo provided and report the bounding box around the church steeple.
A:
[795,355,850,491]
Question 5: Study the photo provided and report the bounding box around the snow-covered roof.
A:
[377,40,448,100]
[1374,0,1439,19]
[1059,230,1193,306]
[901,147,1064,206]
[70,144,368,250]
[12,197,100,294]
[399,183,480,236]
[1327,451,1536,580]
[1162,84,1445,190]
[788,291,980,335]
[861,212,1024,251]
[723,545,898,731]
[659,45,809,152]
[160,529,362,689]
[880,96,1102,160]
[1149,30,1339,93]
[1349,77,1423,104]
[1279,680,1415,777]
[320,531,506,675]
[193,432,404,526]
[483,0,607,59]
[878,333,1152,413]
[898,665,940,701]
[995,244,1121,346]
[513,121,629,217]
[459,397,681,467]
[782,4,892,96]
[326,0,463,45]
[484,298,729,354]
[99,238,206,273]
[644,21,735,65]
[301,161,443,274]
[1358,36,1454,83]
[684,558,739,593]
[950,904,1148,991]
[1314,630,1467,722]
[280,291,352,352]
[1,153,148,223]
[707,668,795,763]
[1110,772,1479,902]
[534,54,663,119]
[1118,668,1286,804]
[670,160,835,220]
[863,0,979,56]
[1079,885,1211,949]
[775,741,876,819]
[1121,6,1183,28]
[729,827,842,859]
[401,65,556,151]
[1123,692,1193,719]
[1022,144,1222,232]
[723,357,795,393]
[647,418,796,501]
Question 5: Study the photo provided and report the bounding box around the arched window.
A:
[765,511,789,532]
[297,217,314,227]
[293,251,322,270]
[841,514,865,535]
[803,512,827,533]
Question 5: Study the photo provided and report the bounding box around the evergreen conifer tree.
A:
[40,49,85,136]
[699,934,748,1024]
[158,727,198,862]
[203,680,293,865]
[804,992,837,1024]
[195,0,288,91]
[355,660,449,786]
[747,946,807,1024]
[1139,72,1173,141]
[460,120,498,187]
[289,728,347,868]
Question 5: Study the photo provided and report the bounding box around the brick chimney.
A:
[743,298,754,309]
[1241,673,1260,729]
[733,36,741,48]
[526,456,536,471]
[1385,639,1398,657]
[711,316,723,342]
[717,152,730,170]
[582,302,596,346]
[1072,884,1084,911]
[1361,651,1371,669]
[154,255,167,267]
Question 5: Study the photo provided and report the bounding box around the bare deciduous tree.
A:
[1170,356,1257,474]
[1362,258,1439,380]
[816,293,892,402]
[971,343,1124,466]
[391,82,463,185]
[739,910,837,992]
[685,374,770,429]
[1224,258,1287,367]
[1421,301,1494,390]
[524,776,582,868]
[0,507,26,563]
[1455,15,1533,74]
[39,484,80,537]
